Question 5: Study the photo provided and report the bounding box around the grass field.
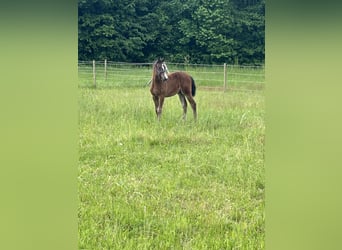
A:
[79,71,265,249]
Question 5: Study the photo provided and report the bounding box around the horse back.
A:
[168,72,195,97]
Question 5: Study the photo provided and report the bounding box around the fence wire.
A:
[78,61,265,91]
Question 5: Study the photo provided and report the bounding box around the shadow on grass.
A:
[130,132,212,148]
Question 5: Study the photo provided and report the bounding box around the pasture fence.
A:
[78,60,265,92]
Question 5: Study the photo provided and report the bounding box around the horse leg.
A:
[178,93,187,120]
[152,95,159,117]
[157,96,165,121]
[185,95,197,120]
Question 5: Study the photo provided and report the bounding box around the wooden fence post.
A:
[104,59,107,81]
[223,63,227,92]
[93,60,96,88]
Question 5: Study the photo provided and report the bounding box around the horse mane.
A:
[152,61,159,82]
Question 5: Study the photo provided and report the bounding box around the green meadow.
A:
[79,67,265,249]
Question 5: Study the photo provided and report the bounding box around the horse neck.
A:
[152,69,162,85]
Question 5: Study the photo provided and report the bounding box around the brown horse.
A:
[150,58,197,121]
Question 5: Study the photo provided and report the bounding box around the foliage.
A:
[78,0,264,64]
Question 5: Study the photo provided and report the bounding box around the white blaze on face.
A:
[162,63,168,80]
[164,63,169,74]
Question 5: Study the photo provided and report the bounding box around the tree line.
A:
[78,0,264,65]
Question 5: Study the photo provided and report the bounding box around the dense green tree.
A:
[78,0,264,64]
[78,0,148,61]
[178,0,236,63]
[232,0,265,64]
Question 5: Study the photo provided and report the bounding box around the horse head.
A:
[154,58,169,81]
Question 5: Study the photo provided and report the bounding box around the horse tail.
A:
[191,76,196,97]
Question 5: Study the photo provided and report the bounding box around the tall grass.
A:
[79,85,265,249]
